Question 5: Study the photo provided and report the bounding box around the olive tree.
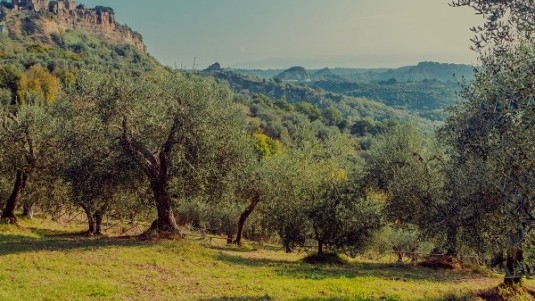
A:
[264,151,312,252]
[54,79,141,235]
[449,0,535,285]
[265,135,382,255]
[366,125,450,252]
[305,136,382,256]
[443,44,535,285]
[80,70,250,236]
[0,103,56,223]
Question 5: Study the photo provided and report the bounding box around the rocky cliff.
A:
[54,9,146,53]
[2,8,146,53]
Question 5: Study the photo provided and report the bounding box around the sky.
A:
[81,0,482,69]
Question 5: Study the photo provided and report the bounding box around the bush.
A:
[27,44,49,53]
[0,88,12,104]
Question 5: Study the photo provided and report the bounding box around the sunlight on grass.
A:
[0,220,509,301]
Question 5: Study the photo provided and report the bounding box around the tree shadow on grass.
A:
[277,261,453,281]
[216,252,484,283]
[199,296,273,301]
[0,232,147,257]
[25,226,85,238]
[206,243,283,254]
[295,296,477,301]
[208,245,257,253]
[200,296,454,301]
[215,252,294,267]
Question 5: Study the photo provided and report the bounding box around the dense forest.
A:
[0,1,534,300]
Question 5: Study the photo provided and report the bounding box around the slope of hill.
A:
[229,62,471,121]
[0,3,146,53]
[310,78,462,121]
[377,62,473,82]
[204,69,414,121]
[0,8,159,73]
[311,67,344,81]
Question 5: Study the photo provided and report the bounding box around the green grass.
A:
[0,219,532,301]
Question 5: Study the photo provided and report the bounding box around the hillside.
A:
[310,78,461,121]
[377,61,473,82]
[274,66,310,82]
[227,63,472,121]
[203,68,427,124]
[0,1,161,108]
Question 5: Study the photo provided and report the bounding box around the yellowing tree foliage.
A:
[253,132,283,158]
[17,65,60,106]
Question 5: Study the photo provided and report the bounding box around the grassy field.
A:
[0,219,532,301]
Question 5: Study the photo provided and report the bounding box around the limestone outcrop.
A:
[1,0,146,53]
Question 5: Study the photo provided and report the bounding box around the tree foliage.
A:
[17,65,60,106]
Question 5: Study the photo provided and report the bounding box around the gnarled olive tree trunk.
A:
[504,247,524,286]
[149,176,179,233]
[81,205,107,236]
[122,117,181,237]
[1,170,28,224]
[235,194,260,246]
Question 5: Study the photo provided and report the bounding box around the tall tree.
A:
[451,0,535,285]
[442,44,535,284]
[80,70,250,237]
[0,104,56,223]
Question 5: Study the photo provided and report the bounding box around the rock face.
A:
[53,10,146,53]
[1,1,146,53]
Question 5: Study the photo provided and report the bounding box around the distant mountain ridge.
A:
[230,61,474,83]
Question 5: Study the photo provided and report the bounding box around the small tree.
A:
[305,136,382,256]
[17,65,60,106]
[233,132,282,246]
[0,104,56,223]
[263,152,311,252]
[366,125,449,253]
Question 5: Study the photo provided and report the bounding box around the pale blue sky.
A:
[81,0,481,69]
